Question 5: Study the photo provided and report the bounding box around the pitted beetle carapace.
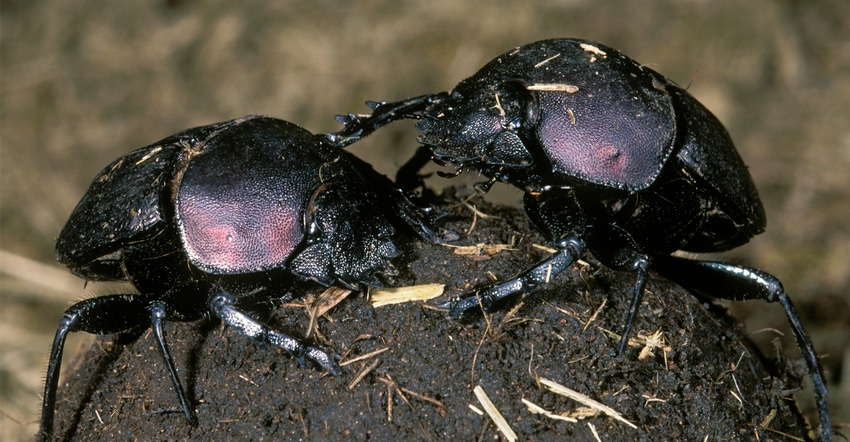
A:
[328,39,831,440]
[40,115,439,441]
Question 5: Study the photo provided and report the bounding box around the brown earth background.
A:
[1,1,848,440]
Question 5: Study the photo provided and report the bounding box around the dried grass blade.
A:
[539,377,637,429]
[473,385,517,442]
[370,284,444,307]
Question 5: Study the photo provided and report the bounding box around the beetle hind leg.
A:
[40,294,153,442]
[653,255,832,441]
[150,304,198,425]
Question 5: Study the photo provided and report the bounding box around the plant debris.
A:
[369,283,444,307]
[539,377,637,429]
[473,385,517,442]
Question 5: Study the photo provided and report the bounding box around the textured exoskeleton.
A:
[328,39,831,440]
[41,115,437,441]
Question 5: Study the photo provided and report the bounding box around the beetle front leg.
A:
[325,93,448,147]
[445,187,587,317]
[444,243,581,318]
[653,255,832,441]
[395,145,435,192]
[617,256,651,355]
[345,149,458,246]
[209,293,341,375]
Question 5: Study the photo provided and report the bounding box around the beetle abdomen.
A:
[55,142,180,280]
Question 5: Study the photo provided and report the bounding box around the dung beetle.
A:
[327,38,832,440]
[41,115,439,441]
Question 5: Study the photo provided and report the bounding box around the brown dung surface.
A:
[48,197,812,441]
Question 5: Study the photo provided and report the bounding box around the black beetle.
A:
[327,39,831,440]
[40,115,438,441]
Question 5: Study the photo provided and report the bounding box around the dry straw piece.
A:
[473,385,518,442]
[521,398,579,423]
[539,377,637,429]
[370,284,444,307]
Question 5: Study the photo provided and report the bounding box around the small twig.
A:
[462,202,494,220]
[731,351,747,371]
[531,243,557,253]
[365,391,373,415]
[445,242,515,256]
[759,409,777,429]
[533,53,561,68]
[498,301,525,328]
[466,201,479,234]
[526,83,579,93]
[731,373,746,403]
[588,422,602,442]
[470,310,492,384]
[473,385,517,442]
[339,347,389,367]
[637,329,666,361]
[763,427,804,441]
[400,387,446,410]
[387,380,393,422]
[306,287,352,337]
[522,398,578,423]
[747,327,785,337]
[298,408,308,439]
[597,327,644,348]
[347,358,380,390]
[729,390,744,408]
[238,374,258,387]
[377,376,414,411]
[641,393,667,406]
[611,385,629,396]
[583,298,606,332]
[539,377,637,429]
[543,301,582,322]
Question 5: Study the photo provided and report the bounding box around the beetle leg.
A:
[40,294,150,442]
[209,292,341,375]
[344,149,458,245]
[149,304,197,426]
[617,256,652,355]
[325,93,448,147]
[445,240,583,318]
[379,185,461,245]
[523,187,586,245]
[653,255,832,441]
[395,145,435,192]
[446,187,587,314]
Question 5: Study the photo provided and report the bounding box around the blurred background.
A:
[1,1,847,440]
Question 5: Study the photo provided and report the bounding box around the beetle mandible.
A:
[40,115,439,441]
[327,38,832,440]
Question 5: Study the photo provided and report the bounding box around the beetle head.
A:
[416,81,538,183]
